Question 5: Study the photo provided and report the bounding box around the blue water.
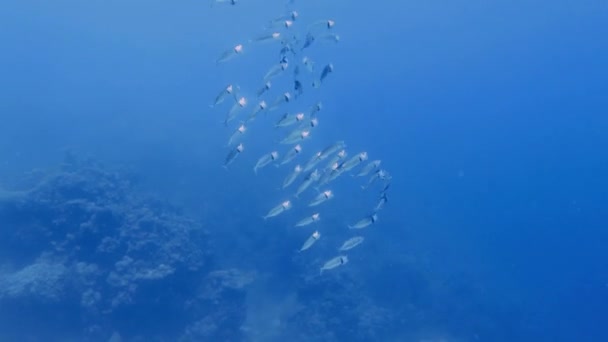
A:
[1,0,607,341]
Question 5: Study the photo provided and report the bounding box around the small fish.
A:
[380,183,391,194]
[212,0,237,5]
[250,32,282,43]
[264,62,288,82]
[320,255,348,274]
[362,169,391,189]
[263,200,292,220]
[268,11,298,28]
[275,112,305,128]
[348,213,378,229]
[295,213,321,227]
[301,32,315,51]
[307,19,336,33]
[293,64,300,78]
[269,92,291,111]
[318,33,340,43]
[339,236,364,251]
[318,141,346,161]
[280,42,296,58]
[282,164,302,189]
[211,84,237,107]
[254,151,279,174]
[224,143,244,168]
[294,80,303,98]
[216,44,244,64]
[302,56,315,73]
[282,20,294,29]
[324,149,347,171]
[339,152,368,172]
[356,160,381,177]
[280,144,303,165]
[224,96,247,126]
[307,117,319,129]
[312,63,334,88]
[317,163,341,187]
[227,123,246,146]
[280,129,311,145]
[374,193,388,212]
[256,81,272,98]
[246,100,268,122]
[309,101,322,118]
[308,190,334,207]
[299,230,321,252]
[295,169,320,197]
[303,151,322,172]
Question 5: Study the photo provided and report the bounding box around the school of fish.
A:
[210,1,392,275]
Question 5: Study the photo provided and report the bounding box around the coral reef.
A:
[0,156,246,341]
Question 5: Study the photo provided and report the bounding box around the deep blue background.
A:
[1,0,607,340]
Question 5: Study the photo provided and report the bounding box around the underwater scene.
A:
[1,0,607,341]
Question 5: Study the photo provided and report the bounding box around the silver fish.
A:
[320,255,348,274]
[263,200,292,220]
[282,164,302,189]
[339,236,364,252]
[362,169,391,189]
[294,213,320,227]
[254,151,279,174]
[294,80,303,98]
[295,169,320,197]
[318,33,340,43]
[299,230,320,252]
[224,96,247,126]
[216,44,244,64]
[301,32,315,51]
[348,213,378,229]
[374,193,388,212]
[339,152,368,172]
[317,163,341,187]
[307,19,336,34]
[256,81,272,98]
[281,20,294,29]
[356,160,381,177]
[268,11,298,28]
[269,92,291,111]
[264,62,288,82]
[318,141,346,161]
[250,32,281,43]
[227,123,246,146]
[280,129,311,145]
[280,144,302,165]
[312,63,334,88]
[302,56,315,73]
[309,102,322,119]
[308,190,334,207]
[307,117,319,129]
[224,143,244,168]
[275,112,305,128]
[247,100,267,122]
[212,0,237,6]
[302,151,322,172]
[211,84,237,107]
[324,149,347,171]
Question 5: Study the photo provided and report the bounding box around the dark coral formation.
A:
[0,156,245,341]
